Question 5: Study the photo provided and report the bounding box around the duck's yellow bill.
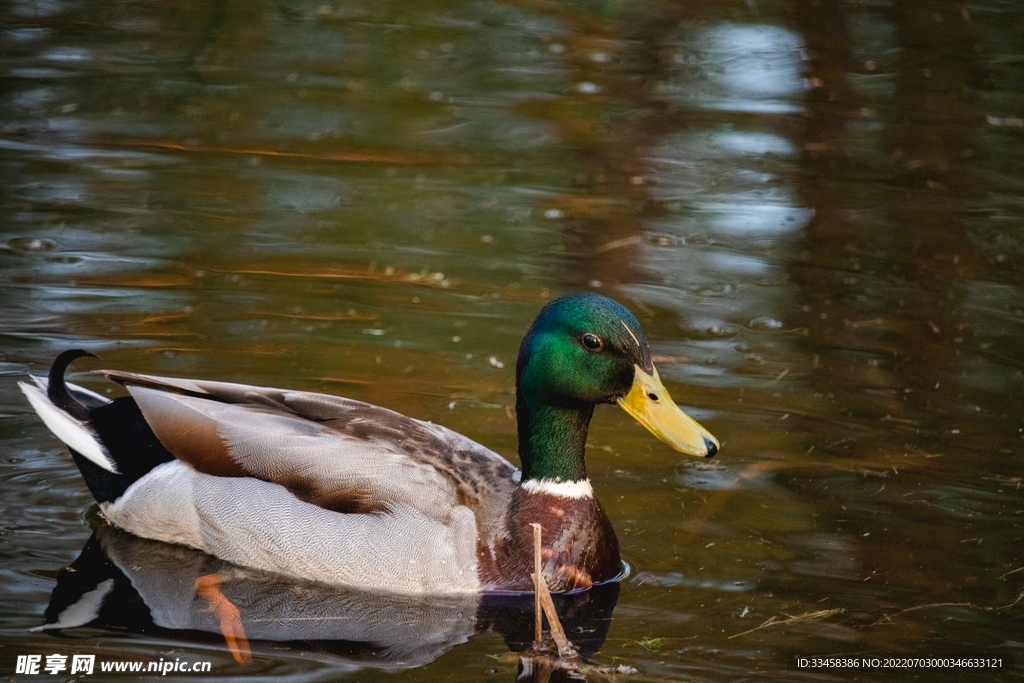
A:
[616,365,719,458]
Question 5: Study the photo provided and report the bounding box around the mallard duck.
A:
[21,292,718,594]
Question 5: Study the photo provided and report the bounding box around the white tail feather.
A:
[19,380,119,473]
[29,579,114,632]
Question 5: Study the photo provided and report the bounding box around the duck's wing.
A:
[103,370,519,531]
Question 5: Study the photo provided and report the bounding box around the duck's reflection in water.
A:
[37,525,619,674]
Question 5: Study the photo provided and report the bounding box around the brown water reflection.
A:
[2,0,1023,680]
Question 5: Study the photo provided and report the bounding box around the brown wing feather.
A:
[127,386,245,478]
[103,371,517,537]
[273,391,518,541]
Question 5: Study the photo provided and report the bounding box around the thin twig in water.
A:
[537,577,576,659]
[518,654,638,680]
[996,591,1024,611]
[519,525,637,677]
[532,522,543,649]
[871,602,974,626]
[729,608,844,639]
[868,593,1022,626]
[530,523,577,660]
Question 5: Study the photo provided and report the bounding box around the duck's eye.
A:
[581,333,603,351]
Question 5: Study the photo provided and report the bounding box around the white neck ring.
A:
[521,478,594,499]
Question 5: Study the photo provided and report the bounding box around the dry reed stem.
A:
[533,522,543,650]
[530,522,577,660]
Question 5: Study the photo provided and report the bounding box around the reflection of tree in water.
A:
[502,0,742,291]
[789,0,1014,439]
[785,0,1022,652]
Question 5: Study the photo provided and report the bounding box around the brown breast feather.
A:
[477,487,621,592]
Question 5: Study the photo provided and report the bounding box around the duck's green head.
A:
[516,292,718,481]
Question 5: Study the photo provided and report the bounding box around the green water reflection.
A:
[2,0,1022,680]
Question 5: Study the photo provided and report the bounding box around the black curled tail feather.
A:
[44,350,175,504]
[48,350,98,421]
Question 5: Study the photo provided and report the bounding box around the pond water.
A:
[2,0,1023,681]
